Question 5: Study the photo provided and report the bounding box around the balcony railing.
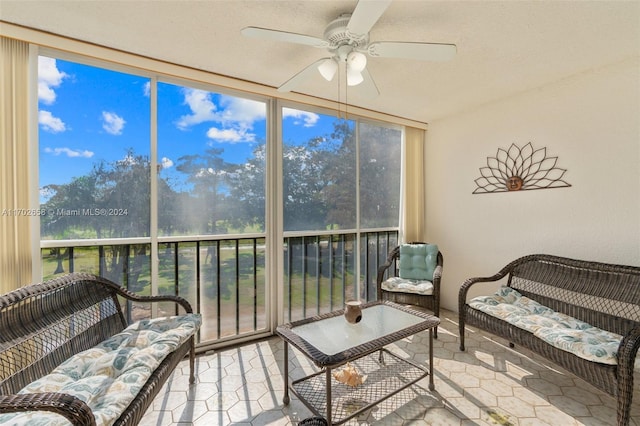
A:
[41,230,398,348]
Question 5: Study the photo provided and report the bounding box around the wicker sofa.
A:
[0,273,201,426]
[458,254,640,426]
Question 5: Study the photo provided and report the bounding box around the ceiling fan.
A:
[241,0,456,98]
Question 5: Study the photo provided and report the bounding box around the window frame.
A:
[31,46,405,344]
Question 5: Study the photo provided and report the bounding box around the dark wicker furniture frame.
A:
[277,300,440,425]
[376,242,443,337]
[0,272,197,426]
[458,254,640,426]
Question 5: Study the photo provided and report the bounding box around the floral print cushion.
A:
[470,285,522,306]
[381,276,434,295]
[469,300,532,323]
[469,287,638,368]
[508,313,569,334]
[0,314,201,426]
[533,326,622,365]
[468,286,553,324]
[541,310,593,330]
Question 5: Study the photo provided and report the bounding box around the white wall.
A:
[425,58,640,312]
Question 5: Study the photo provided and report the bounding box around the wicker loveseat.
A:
[0,273,201,426]
[458,254,640,426]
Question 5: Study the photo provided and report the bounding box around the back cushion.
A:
[399,244,439,280]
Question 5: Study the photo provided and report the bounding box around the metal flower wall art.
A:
[473,142,571,194]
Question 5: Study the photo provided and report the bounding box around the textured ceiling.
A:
[1,0,639,124]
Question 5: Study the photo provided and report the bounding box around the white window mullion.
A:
[272,99,284,327]
[355,119,362,300]
[150,76,159,314]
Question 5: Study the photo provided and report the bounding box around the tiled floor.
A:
[141,309,639,425]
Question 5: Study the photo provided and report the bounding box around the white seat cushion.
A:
[382,276,434,295]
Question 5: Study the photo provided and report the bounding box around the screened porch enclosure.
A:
[34,54,407,349]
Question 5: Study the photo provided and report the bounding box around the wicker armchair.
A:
[376,242,443,337]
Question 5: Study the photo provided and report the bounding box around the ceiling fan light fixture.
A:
[318,58,338,81]
[346,67,364,86]
[346,51,367,72]
[243,0,455,97]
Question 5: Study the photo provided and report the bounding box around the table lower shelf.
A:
[290,349,431,425]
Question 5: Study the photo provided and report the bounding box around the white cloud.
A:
[38,57,68,105]
[217,96,266,125]
[44,147,94,158]
[175,90,267,144]
[161,157,174,169]
[282,108,319,127]
[143,81,151,97]
[176,89,217,129]
[206,127,256,143]
[39,110,67,133]
[101,111,126,135]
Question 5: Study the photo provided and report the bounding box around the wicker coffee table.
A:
[276,300,440,425]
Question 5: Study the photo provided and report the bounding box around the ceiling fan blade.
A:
[241,27,329,48]
[277,58,331,93]
[347,0,393,37]
[358,68,380,99]
[368,41,457,61]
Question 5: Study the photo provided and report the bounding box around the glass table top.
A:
[289,304,426,356]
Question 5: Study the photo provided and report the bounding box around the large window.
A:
[281,106,402,321]
[156,82,268,341]
[281,108,401,232]
[282,108,356,231]
[37,53,403,345]
[157,82,267,235]
[359,122,402,228]
[37,56,271,342]
[39,57,151,240]
[38,58,153,288]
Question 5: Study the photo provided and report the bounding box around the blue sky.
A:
[38,56,338,200]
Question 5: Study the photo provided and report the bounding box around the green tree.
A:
[98,150,151,238]
[40,150,177,287]
[321,120,356,229]
[174,147,230,234]
[359,124,402,228]
[225,143,266,232]
[282,143,330,231]
[41,169,103,239]
[94,151,152,285]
